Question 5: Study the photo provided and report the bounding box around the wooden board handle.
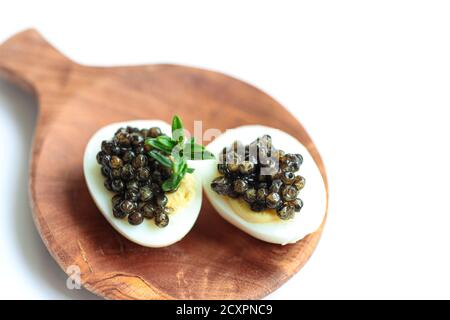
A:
[0,29,73,94]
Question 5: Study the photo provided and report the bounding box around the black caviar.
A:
[96,126,172,227]
[211,135,305,220]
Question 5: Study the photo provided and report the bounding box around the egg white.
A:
[83,120,202,248]
[201,125,327,245]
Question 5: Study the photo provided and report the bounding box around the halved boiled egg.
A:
[83,120,202,248]
[201,125,327,245]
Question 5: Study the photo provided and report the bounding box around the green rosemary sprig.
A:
[145,115,215,192]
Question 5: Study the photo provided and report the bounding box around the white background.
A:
[0,0,449,299]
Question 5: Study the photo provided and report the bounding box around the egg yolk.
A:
[166,173,196,214]
[227,197,279,223]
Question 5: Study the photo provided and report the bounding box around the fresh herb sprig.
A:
[145,115,215,192]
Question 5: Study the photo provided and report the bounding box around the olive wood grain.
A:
[0,29,328,300]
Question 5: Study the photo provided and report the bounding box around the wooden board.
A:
[0,29,328,300]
